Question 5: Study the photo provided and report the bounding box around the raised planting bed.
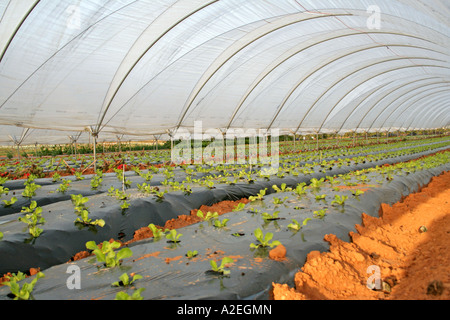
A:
[0,147,448,300]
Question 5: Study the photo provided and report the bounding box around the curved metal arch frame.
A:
[174,10,354,131]
[368,82,450,132]
[0,0,142,110]
[336,76,448,133]
[378,87,450,132]
[291,59,448,134]
[96,0,220,133]
[174,8,450,132]
[395,91,450,131]
[225,33,446,130]
[407,102,450,130]
[0,0,40,63]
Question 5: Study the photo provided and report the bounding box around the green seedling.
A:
[147,223,167,240]
[90,175,102,190]
[232,202,246,212]
[248,188,267,202]
[313,209,328,219]
[272,196,288,205]
[315,194,326,201]
[186,250,198,259]
[287,218,311,231]
[165,229,182,243]
[196,210,218,221]
[112,272,142,287]
[3,271,45,300]
[120,200,130,212]
[154,190,167,201]
[74,171,85,181]
[0,231,3,240]
[0,185,9,196]
[2,196,17,207]
[137,182,156,194]
[51,173,61,183]
[209,257,234,275]
[56,179,71,193]
[250,228,281,248]
[22,182,41,198]
[331,194,348,206]
[293,183,307,196]
[213,218,229,229]
[351,189,365,197]
[18,206,45,238]
[261,211,280,221]
[75,209,105,227]
[86,240,133,268]
[21,200,40,214]
[115,288,145,300]
[71,194,89,215]
[272,183,292,193]
[309,177,325,189]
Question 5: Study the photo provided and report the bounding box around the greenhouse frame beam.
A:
[372,85,450,132]
[0,0,40,64]
[406,103,450,131]
[293,59,448,134]
[395,91,450,131]
[174,10,354,131]
[225,31,443,130]
[96,0,220,134]
[338,76,448,134]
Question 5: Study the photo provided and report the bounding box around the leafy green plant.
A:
[165,229,182,243]
[0,185,9,196]
[272,196,288,205]
[71,194,89,215]
[248,188,267,202]
[272,183,292,193]
[261,211,280,221]
[22,182,41,198]
[112,272,142,287]
[331,194,348,206]
[3,271,45,300]
[315,194,326,201]
[186,250,198,259]
[18,205,45,238]
[75,209,105,227]
[309,177,325,189]
[209,257,234,275]
[293,183,307,196]
[90,175,103,190]
[56,179,71,193]
[250,228,281,248]
[351,189,365,197]
[2,196,17,208]
[51,173,61,183]
[196,210,218,221]
[115,288,145,300]
[313,209,328,219]
[74,171,85,181]
[287,218,311,231]
[85,240,133,268]
[147,223,167,240]
[0,231,3,240]
[213,218,229,229]
[232,202,246,212]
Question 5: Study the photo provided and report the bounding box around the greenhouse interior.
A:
[0,0,449,302]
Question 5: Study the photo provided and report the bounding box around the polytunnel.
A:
[0,0,449,144]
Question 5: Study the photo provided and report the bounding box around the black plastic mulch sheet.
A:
[0,149,448,300]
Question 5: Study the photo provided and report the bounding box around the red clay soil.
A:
[271,170,450,300]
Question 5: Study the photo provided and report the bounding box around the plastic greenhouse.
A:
[0,0,449,302]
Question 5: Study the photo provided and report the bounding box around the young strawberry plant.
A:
[272,183,292,193]
[112,272,142,287]
[248,188,267,202]
[209,257,234,275]
[85,240,133,268]
[250,228,281,248]
[165,229,182,243]
[287,218,311,231]
[2,196,17,207]
[147,223,168,240]
[3,271,45,300]
[75,208,105,227]
[196,210,218,221]
[115,288,145,300]
[313,208,328,219]
[331,194,348,206]
[213,218,229,229]
[56,179,71,193]
[186,250,198,259]
[22,182,41,198]
[261,211,280,221]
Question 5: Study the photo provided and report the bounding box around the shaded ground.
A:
[271,171,450,300]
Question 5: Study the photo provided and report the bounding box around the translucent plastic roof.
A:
[0,0,449,145]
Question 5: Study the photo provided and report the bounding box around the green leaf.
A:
[116,247,133,261]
